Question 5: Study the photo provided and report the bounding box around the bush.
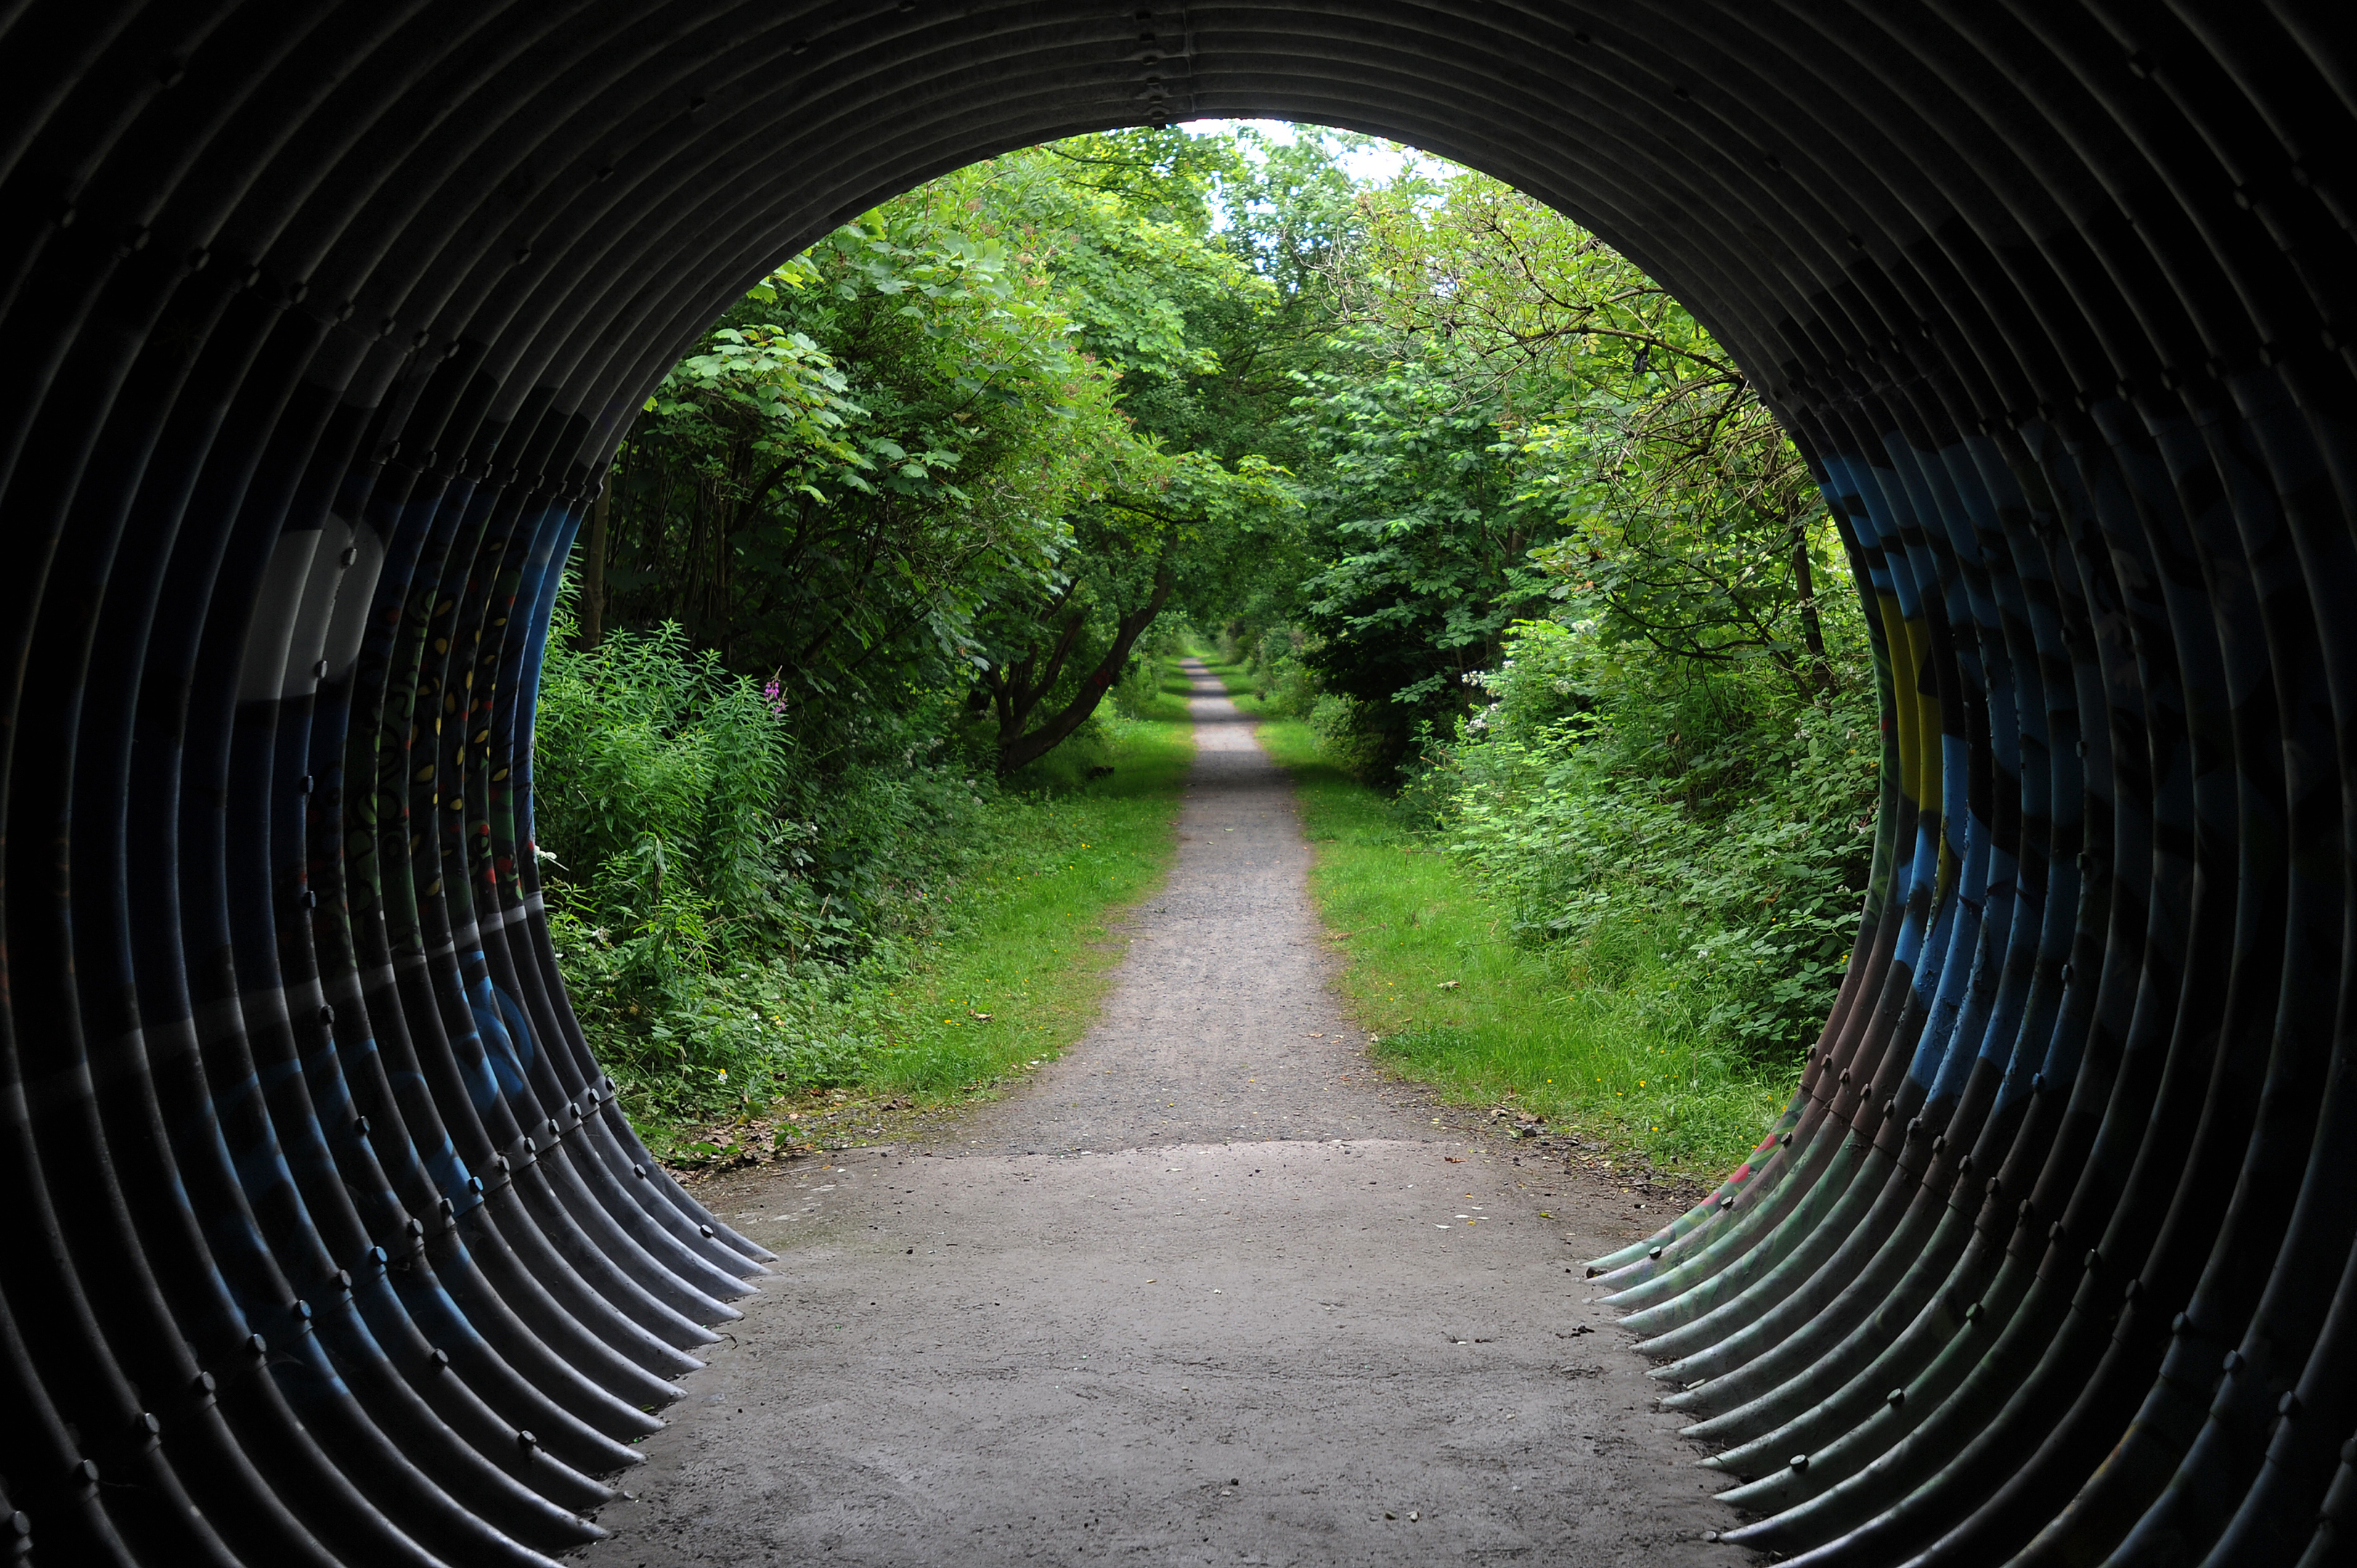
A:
[534,608,1003,1138]
[1436,618,1879,1060]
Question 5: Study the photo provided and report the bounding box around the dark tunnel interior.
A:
[4,4,2356,1564]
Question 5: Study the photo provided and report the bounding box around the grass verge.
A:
[666,661,1197,1165]
[1193,653,1788,1175]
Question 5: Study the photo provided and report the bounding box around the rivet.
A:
[1882,1098,1896,1119]
[518,1430,537,1451]
[299,774,316,795]
[1886,1388,1905,1408]
[354,1114,370,1138]
[248,1333,268,1355]
[192,1371,216,1395]
[2084,1249,2101,1270]
[1958,1154,1973,1173]
[492,1154,509,1173]
[318,1003,335,1025]
[187,246,210,272]
[1965,1302,1983,1322]
[700,1224,716,1239]
[73,1459,99,1485]
[286,279,308,305]
[2032,1073,2046,1095]
[1907,1117,1922,1138]
[367,1246,388,1267]
[378,317,399,340]
[121,224,150,254]
[132,1410,160,1438]
[1790,1453,1810,1471]
[1781,1132,1794,1147]
[1648,1246,1664,1259]
[2280,1392,2301,1418]
[522,1137,537,1156]
[340,547,357,568]
[312,658,328,679]
[632,1164,647,1179]
[1839,1069,1851,1085]
[406,1217,424,1238]
[301,889,317,909]
[1719,1197,1734,1210]
[290,1300,311,1323]
[1931,1135,1945,1155]
[333,1269,351,1292]
[467,1177,484,1196]
[335,301,354,322]
[2049,1220,2066,1241]
[2173,1312,2191,1335]
[428,1347,450,1370]
[2223,1350,2244,1375]
[2123,1278,2141,1302]
[546,1118,559,1138]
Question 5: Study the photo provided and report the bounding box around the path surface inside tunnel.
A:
[570,663,1742,1567]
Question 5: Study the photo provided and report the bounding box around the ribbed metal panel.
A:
[0,4,2348,1562]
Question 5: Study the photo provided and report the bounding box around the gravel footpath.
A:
[571,661,1749,1567]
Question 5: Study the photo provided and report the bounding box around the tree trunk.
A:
[580,480,611,649]
[1792,531,1834,697]
[996,568,1175,775]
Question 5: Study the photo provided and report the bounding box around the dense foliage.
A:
[534,123,1886,1148]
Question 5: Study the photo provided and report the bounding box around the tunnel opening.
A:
[3,4,2355,1565]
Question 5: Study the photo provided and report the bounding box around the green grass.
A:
[1194,653,1787,1175]
[856,664,1194,1100]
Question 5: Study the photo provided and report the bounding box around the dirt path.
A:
[572,661,1745,1567]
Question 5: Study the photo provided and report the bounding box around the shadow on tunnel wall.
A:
[1,4,2354,1564]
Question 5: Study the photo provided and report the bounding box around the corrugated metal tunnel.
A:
[1,3,2352,1563]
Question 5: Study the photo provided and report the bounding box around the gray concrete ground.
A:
[571,661,1746,1567]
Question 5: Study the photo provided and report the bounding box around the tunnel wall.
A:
[1,3,2353,1564]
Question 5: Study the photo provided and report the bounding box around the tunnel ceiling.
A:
[4,2,2356,1564]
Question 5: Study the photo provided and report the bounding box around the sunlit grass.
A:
[1200,655,1786,1175]
[860,668,1193,1098]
